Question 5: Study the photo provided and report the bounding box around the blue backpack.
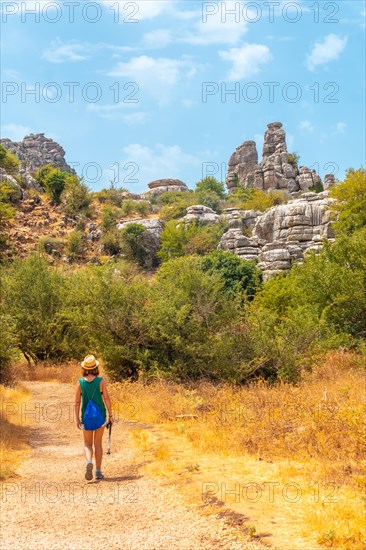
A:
[82,381,105,431]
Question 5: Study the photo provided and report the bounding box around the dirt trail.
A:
[0,382,257,550]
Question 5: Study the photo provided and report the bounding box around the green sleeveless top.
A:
[79,377,106,424]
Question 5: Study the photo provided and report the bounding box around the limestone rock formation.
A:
[324,174,336,190]
[182,205,219,224]
[117,217,163,236]
[226,141,259,191]
[141,179,188,199]
[226,122,322,196]
[1,133,75,192]
[0,134,75,174]
[223,208,261,229]
[218,191,336,279]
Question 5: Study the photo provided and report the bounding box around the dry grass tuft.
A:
[111,351,366,549]
[0,384,31,479]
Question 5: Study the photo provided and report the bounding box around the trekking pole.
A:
[106,421,112,455]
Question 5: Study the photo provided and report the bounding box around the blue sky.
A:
[1,0,365,192]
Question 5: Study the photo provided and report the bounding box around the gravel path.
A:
[1,382,258,550]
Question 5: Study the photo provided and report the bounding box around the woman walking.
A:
[74,355,114,480]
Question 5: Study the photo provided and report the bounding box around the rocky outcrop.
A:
[141,179,189,199]
[182,205,219,224]
[226,122,323,196]
[226,141,259,191]
[218,191,336,279]
[1,133,75,192]
[223,208,261,229]
[1,134,75,174]
[324,174,336,190]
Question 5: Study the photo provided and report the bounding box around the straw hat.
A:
[81,355,100,370]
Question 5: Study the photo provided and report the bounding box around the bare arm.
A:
[101,379,113,423]
[74,383,82,430]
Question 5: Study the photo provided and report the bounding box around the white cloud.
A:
[1,123,32,141]
[108,55,197,102]
[42,39,90,63]
[306,34,348,71]
[219,44,272,81]
[184,1,250,45]
[299,120,314,133]
[143,29,173,49]
[335,122,347,134]
[115,143,202,190]
[98,1,174,21]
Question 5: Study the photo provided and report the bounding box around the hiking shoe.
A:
[85,463,93,481]
[96,470,104,480]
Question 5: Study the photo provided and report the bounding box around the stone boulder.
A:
[182,205,219,224]
[141,179,189,199]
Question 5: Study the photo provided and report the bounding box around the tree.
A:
[195,176,226,198]
[330,168,366,236]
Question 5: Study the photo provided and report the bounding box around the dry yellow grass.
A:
[0,384,31,479]
[111,351,366,549]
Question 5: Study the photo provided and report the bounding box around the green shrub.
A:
[330,168,366,236]
[158,221,225,262]
[35,165,68,203]
[120,223,149,267]
[94,183,128,207]
[243,189,286,212]
[200,250,261,298]
[101,230,122,256]
[195,176,226,198]
[287,152,300,168]
[61,175,92,217]
[66,230,87,261]
[101,205,119,232]
[0,145,20,176]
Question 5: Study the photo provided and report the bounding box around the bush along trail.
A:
[0,381,261,550]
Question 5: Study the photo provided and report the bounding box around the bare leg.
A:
[83,429,94,462]
[94,426,105,470]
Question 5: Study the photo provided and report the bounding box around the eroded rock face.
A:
[226,122,322,195]
[141,179,189,199]
[1,133,75,192]
[218,191,336,279]
[226,141,259,191]
[0,134,75,174]
[182,205,219,224]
